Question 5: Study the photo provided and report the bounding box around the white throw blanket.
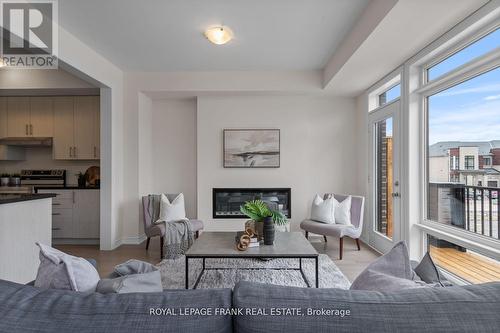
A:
[148,194,194,259]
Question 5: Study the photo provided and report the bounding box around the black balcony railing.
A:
[429,183,499,239]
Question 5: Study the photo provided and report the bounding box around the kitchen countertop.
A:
[0,193,57,205]
[35,186,100,191]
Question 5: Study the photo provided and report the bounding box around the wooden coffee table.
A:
[185,231,319,289]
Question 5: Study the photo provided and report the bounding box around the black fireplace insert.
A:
[213,188,291,219]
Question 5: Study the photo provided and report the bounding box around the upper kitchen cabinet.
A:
[5,97,54,137]
[53,96,100,160]
[74,96,96,159]
[6,97,30,137]
[29,97,54,137]
[53,97,75,160]
[0,97,7,138]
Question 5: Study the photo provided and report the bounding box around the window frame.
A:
[424,24,500,83]
[403,2,500,264]
[464,156,475,170]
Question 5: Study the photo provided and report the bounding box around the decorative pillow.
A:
[96,260,163,294]
[310,194,335,224]
[158,193,186,222]
[415,252,452,286]
[333,195,352,225]
[350,241,425,291]
[34,243,100,292]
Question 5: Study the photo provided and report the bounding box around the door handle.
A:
[30,124,33,135]
[73,146,77,158]
[52,213,61,216]
[52,227,61,230]
[392,192,400,198]
[69,147,72,158]
[25,124,28,135]
[94,146,97,158]
[72,191,75,204]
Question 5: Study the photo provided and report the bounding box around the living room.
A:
[0,0,499,332]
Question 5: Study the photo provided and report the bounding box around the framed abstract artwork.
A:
[223,129,280,168]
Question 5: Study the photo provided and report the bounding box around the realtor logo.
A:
[0,0,58,68]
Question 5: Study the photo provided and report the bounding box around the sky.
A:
[428,28,500,145]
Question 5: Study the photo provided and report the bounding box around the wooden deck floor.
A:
[430,246,500,284]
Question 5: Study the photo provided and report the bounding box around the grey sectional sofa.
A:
[1,279,499,332]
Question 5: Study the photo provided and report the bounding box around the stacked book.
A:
[235,232,260,247]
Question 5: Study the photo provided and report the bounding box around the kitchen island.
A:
[0,194,56,283]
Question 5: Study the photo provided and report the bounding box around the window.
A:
[464,156,475,170]
[427,67,500,240]
[427,28,500,81]
[378,84,400,106]
[450,156,458,170]
[427,234,500,284]
[483,156,492,166]
[488,180,498,188]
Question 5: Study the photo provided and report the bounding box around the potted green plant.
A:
[240,200,287,245]
[10,174,21,186]
[0,173,10,187]
[77,172,86,188]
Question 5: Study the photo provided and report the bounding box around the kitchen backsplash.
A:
[0,147,99,185]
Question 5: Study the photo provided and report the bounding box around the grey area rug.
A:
[156,254,351,289]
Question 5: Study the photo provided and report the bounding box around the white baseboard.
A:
[119,234,147,246]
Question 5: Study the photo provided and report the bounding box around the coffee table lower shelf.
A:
[185,256,319,289]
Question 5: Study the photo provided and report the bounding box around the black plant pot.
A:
[263,217,275,245]
[78,178,86,188]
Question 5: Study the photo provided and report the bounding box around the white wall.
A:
[197,95,359,231]
[149,98,197,218]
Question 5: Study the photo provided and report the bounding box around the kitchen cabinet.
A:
[53,96,100,160]
[5,97,54,137]
[38,189,100,240]
[53,97,75,159]
[73,190,100,238]
[29,97,54,137]
[74,96,95,159]
[6,97,30,137]
[0,97,7,138]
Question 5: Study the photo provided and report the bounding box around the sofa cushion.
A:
[414,252,452,286]
[34,243,100,292]
[0,279,232,333]
[350,241,424,291]
[233,281,500,333]
[96,260,163,294]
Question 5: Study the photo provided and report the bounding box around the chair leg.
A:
[339,237,344,260]
[145,237,150,250]
[305,231,309,239]
[195,230,200,239]
[355,238,361,251]
[323,235,328,243]
[160,237,164,259]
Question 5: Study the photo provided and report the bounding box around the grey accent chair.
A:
[142,195,204,259]
[300,194,365,260]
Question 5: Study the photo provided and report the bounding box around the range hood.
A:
[0,137,53,147]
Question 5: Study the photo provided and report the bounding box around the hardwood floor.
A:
[55,234,380,282]
[430,245,500,284]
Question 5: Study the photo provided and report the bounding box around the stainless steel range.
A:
[20,169,66,192]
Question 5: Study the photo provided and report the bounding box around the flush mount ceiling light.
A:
[204,26,233,45]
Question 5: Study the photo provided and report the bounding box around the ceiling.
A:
[58,0,370,72]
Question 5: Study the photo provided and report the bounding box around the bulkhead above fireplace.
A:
[213,188,291,219]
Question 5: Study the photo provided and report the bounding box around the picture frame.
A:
[223,129,280,168]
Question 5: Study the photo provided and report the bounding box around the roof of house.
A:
[429,141,500,157]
